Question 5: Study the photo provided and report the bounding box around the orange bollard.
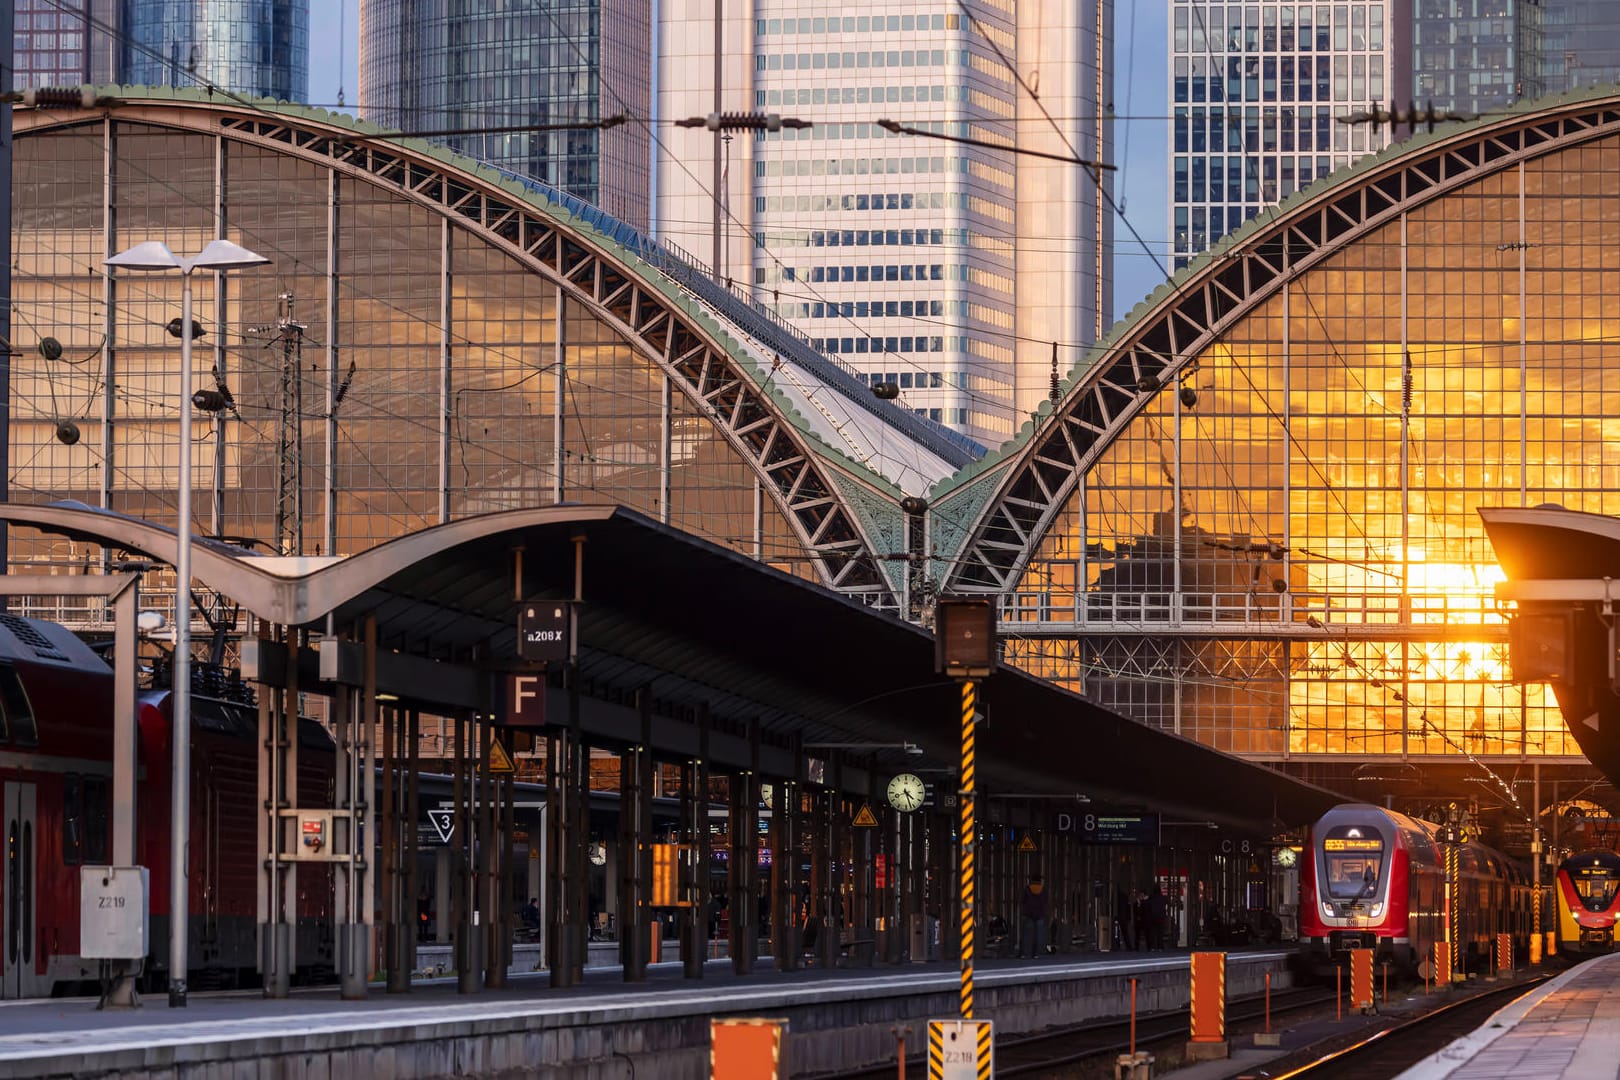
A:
[1264,971,1272,1035]
[1350,949,1374,1012]
[1336,964,1342,1021]
[1130,977,1138,1055]
[891,1025,910,1080]
[1187,951,1228,1059]
[1382,960,1389,1005]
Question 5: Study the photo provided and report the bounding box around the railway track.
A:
[1230,974,1552,1080]
[819,987,1338,1079]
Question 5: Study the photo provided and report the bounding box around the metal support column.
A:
[406,709,421,974]
[638,697,655,969]
[729,753,758,975]
[683,705,710,978]
[567,677,589,982]
[618,743,634,971]
[545,723,571,988]
[455,713,481,993]
[482,722,504,988]
[817,785,839,969]
[771,768,799,972]
[383,703,404,992]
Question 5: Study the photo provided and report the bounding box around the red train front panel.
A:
[1555,850,1620,954]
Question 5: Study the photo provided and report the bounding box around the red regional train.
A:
[1299,803,1532,975]
[0,612,334,997]
[1554,849,1620,954]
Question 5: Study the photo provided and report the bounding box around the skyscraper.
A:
[1412,0,1543,115]
[123,1,309,101]
[1540,1,1620,93]
[656,2,1114,446]
[13,1,120,88]
[1170,1,1396,270]
[358,0,652,230]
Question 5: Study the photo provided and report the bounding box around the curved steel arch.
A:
[945,92,1620,595]
[16,99,897,606]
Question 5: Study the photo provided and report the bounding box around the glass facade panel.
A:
[1016,125,1620,764]
[8,120,818,608]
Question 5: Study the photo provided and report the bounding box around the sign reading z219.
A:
[518,603,571,662]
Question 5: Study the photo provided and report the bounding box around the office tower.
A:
[1539,1,1620,94]
[657,2,1114,446]
[1412,0,1543,115]
[12,1,119,88]
[359,0,652,230]
[122,1,309,101]
[1170,2,1396,269]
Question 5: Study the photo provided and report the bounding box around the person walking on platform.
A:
[1019,875,1051,958]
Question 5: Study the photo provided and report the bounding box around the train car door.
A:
[2,782,37,998]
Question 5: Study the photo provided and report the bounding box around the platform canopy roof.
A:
[0,501,1339,829]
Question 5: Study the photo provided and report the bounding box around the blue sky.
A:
[306,0,1171,315]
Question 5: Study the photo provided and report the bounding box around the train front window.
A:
[1323,832,1385,899]
[1572,865,1620,912]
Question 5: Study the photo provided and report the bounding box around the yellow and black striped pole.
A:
[1446,840,1459,981]
[960,679,977,1020]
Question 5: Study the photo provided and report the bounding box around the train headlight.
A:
[1323,902,1335,918]
[1369,903,1383,918]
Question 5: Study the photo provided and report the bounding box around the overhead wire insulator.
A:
[19,86,106,109]
[674,112,811,132]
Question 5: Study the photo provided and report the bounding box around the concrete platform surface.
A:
[0,948,1294,1078]
[1396,951,1620,1080]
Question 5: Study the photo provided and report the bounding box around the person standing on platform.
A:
[1146,884,1167,950]
[1019,875,1051,958]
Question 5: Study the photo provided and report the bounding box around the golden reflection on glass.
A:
[1012,129,1620,763]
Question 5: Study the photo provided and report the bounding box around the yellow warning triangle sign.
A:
[852,803,879,827]
[1017,834,1038,852]
[489,737,516,774]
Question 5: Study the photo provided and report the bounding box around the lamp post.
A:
[104,239,271,1007]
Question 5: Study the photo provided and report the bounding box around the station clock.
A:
[887,773,926,813]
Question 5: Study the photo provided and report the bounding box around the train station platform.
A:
[1398,951,1620,1080]
[0,948,1294,1080]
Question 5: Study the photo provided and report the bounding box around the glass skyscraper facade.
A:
[1412,0,1542,114]
[358,0,652,230]
[1540,0,1620,93]
[657,0,1114,448]
[1170,1,1396,270]
[123,0,308,101]
[12,1,125,89]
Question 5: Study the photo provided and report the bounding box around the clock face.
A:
[888,773,926,813]
[1276,846,1298,868]
[589,843,607,866]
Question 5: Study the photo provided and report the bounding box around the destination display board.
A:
[1053,809,1160,845]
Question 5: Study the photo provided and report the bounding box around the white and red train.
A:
[0,612,334,997]
[1298,803,1533,974]
[1554,849,1620,954]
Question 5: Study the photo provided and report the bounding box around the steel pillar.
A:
[258,624,299,998]
[682,706,710,978]
[816,786,839,969]
[545,725,572,987]
[455,714,481,993]
[771,771,800,972]
[567,678,590,980]
[481,722,504,989]
[637,692,656,971]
